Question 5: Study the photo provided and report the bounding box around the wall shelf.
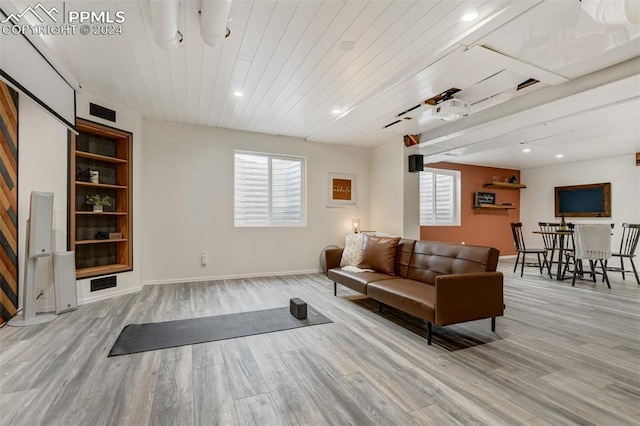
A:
[483,182,526,190]
[75,150,128,164]
[76,181,127,190]
[69,119,133,279]
[75,211,128,216]
[76,264,131,280]
[75,239,128,245]
[474,204,516,210]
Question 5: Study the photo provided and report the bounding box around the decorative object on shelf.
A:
[95,231,109,240]
[85,194,112,212]
[352,218,360,233]
[90,170,99,184]
[559,214,567,231]
[327,172,357,207]
[109,232,123,239]
[76,166,91,182]
[509,174,518,184]
[474,192,496,206]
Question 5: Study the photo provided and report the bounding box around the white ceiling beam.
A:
[464,45,569,86]
[417,56,640,148]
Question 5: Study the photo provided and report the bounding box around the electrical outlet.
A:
[201,251,208,266]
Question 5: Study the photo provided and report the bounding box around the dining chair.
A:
[606,223,639,285]
[511,222,548,277]
[538,222,561,278]
[563,224,612,288]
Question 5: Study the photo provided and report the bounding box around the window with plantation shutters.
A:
[419,168,461,226]
[234,151,306,227]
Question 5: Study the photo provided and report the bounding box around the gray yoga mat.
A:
[108,305,332,356]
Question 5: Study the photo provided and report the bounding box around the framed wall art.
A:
[327,172,356,207]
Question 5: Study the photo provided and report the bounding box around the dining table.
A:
[532,229,573,280]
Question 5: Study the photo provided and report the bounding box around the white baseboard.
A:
[143,269,321,286]
[499,255,517,259]
[78,285,142,306]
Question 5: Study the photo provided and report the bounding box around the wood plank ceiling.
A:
[6,0,640,155]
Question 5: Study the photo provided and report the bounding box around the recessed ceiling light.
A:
[522,148,531,153]
[332,109,341,114]
[339,41,355,51]
[233,91,244,97]
[461,11,479,22]
[555,154,564,158]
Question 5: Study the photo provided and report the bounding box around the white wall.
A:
[18,96,67,312]
[141,120,370,284]
[521,154,639,249]
[403,148,420,240]
[370,139,404,236]
[17,92,143,309]
[74,92,144,303]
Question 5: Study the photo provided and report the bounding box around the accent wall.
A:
[420,162,520,256]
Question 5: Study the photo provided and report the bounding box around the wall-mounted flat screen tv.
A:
[555,182,611,217]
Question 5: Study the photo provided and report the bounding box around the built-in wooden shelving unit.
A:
[69,119,133,279]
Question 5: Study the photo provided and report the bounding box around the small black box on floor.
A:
[290,298,307,319]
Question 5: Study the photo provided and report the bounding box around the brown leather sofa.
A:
[325,239,503,345]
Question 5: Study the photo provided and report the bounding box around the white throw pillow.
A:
[340,233,366,267]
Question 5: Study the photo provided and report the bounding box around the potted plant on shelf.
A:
[85,194,112,212]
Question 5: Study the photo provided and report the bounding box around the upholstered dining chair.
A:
[511,222,548,277]
[606,223,639,285]
[563,224,612,289]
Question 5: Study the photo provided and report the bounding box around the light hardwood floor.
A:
[1,261,639,426]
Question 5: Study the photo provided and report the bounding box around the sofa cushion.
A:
[367,279,435,323]
[394,239,416,278]
[407,241,500,285]
[327,268,395,294]
[340,233,366,267]
[358,235,401,275]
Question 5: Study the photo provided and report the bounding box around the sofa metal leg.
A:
[427,322,432,345]
[333,282,337,296]
[491,317,496,332]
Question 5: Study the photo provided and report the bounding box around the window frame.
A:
[419,167,461,227]
[234,150,307,228]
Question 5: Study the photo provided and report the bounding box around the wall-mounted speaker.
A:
[408,154,424,173]
[53,251,77,314]
[28,191,53,258]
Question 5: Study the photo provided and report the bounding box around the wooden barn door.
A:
[0,81,18,325]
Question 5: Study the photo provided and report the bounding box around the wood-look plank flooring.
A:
[1,261,639,425]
